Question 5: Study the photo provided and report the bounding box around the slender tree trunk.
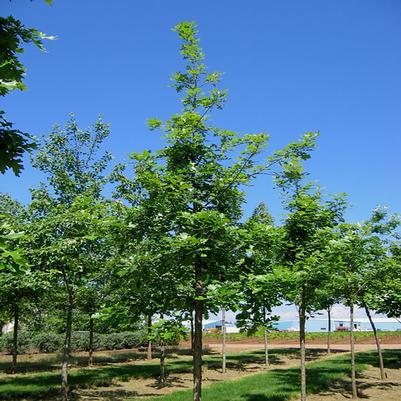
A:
[61,296,73,401]
[88,315,94,366]
[327,307,331,354]
[147,314,152,360]
[193,257,203,401]
[264,326,269,367]
[221,307,226,373]
[263,306,269,367]
[159,313,167,386]
[350,304,358,399]
[364,304,386,380]
[190,314,194,355]
[299,302,307,401]
[11,304,19,374]
[159,340,167,385]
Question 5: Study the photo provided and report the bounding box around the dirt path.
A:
[205,342,401,354]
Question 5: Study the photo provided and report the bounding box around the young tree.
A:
[332,208,400,384]
[0,194,44,373]
[272,142,347,401]
[29,116,112,400]
[236,203,282,367]
[75,284,103,366]
[149,317,187,385]
[114,21,271,401]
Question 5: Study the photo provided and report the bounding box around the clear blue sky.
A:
[2,0,401,223]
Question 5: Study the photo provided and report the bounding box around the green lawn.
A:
[0,348,298,400]
[146,351,401,401]
[0,349,399,401]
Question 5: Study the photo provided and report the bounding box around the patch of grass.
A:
[1,348,400,401]
[143,350,401,401]
[0,348,298,400]
[0,349,153,374]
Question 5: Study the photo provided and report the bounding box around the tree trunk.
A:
[264,326,269,367]
[159,340,167,385]
[11,304,19,374]
[147,314,152,360]
[193,257,203,401]
[350,304,358,399]
[263,306,269,367]
[327,307,331,354]
[221,307,226,373]
[190,314,194,355]
[61,296,73,401]
[88,315,94,366]
[364,304,386,380]
[299,302,307,401]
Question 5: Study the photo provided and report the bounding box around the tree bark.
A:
[11,303,19,374]
[193,257,203,401]
[327,307,331,354]
[364,304,386,380]
[263,306,269,367]
[88,315,94,366]
[159,340,167,385]
[221,307,226,373]
[299,302,307,401]
[350,304,358,399]
[147,314,152,360]
[190,314,194,355]
[61,295,73,401]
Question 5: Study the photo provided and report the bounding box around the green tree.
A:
[114,21,271,401]
[272,141,347,401]
[29,116,112,400]
[236,203,282,367]
[0,194,44,373]
[0,2,55,175]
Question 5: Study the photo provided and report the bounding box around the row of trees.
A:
[1,20,401,401]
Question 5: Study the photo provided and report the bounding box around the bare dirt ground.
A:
[205,342,401,354]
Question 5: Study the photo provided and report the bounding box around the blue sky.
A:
[2,0,401,224]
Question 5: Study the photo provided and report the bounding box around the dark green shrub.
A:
[0,329,147,354]
[31,332,63,353]
[71,331,90,352]
[0,331,33,354]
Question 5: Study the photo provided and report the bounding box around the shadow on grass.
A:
[0,350,151,374]
[147,349,401,401]
[2,349,400,401]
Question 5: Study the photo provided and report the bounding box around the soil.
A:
[205,342,401,354]
[190,333,401,345]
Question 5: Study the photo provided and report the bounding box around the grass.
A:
[0,348,298,400]
[146,350,401,401]
[0,348,400,400]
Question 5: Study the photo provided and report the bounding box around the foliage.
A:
[0,9,55,175]
[0,330,147,354]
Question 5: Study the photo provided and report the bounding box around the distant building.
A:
[202,319,241,333]
[273,317,401,332]
[182,319,241,333]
